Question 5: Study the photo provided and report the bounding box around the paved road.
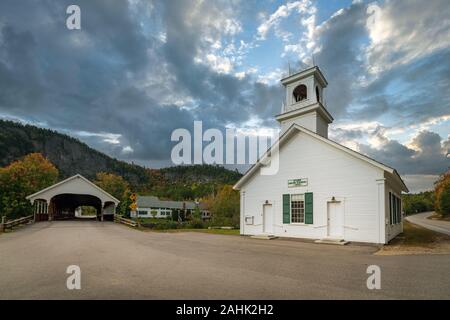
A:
[0,221,449,299]
[406,212,450,236]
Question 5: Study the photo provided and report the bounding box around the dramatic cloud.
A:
[257,0,315,41]
[365,0,450,75]
[358,130,449,175]
[330,123,449,177]
[0,0,281,165]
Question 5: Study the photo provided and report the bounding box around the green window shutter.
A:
[395,197,398,224]
[395,195,399,224]
[305,192,313,224]
[283,194,290,224]
[389,192,393,225]
[395,197,400,223]
[392,194,395,224]
[395,195,398,224]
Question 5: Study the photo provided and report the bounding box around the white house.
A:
[233,66,408,244]
[131,195,211,220]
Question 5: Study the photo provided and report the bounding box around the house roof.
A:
[26,174,120,203]
[137,196,200,210]
[233,124,409,192]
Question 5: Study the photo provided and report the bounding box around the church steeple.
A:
[276,66,333,138]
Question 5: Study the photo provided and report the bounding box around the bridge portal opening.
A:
[50,194,102,221]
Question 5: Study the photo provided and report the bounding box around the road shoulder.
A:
[376,220,450,255]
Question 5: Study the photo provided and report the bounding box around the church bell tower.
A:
[276,66,333,138]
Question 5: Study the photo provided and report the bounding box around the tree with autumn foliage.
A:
[0,153,58,220]
[94,172,131,215]
[435,169,450,216]
[205,184,240,227]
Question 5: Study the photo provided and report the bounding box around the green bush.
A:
[153,221,178,230]
[435,171,450,216]
[171,210,179,221]
[205,185,240,227]
[402,191,435,215]
[438,184,450,216]
[141,219,179,230]
[186,219,205,229]
[138,216,208,230]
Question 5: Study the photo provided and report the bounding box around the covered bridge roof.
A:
[26,174,120,205]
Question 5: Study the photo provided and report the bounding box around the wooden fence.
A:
[114,215,138,228]
[0,215,34,232]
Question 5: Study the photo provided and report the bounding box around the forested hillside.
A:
[0,120,241,199]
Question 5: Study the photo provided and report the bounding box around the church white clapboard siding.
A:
[233,66,408,244]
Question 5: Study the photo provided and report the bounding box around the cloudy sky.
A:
[0,0,449,192]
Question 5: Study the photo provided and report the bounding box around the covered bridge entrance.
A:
[26,174,120,222]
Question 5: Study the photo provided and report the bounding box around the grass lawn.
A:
[378,221,450,255]
[140,226,240,235]
[393,221,450,247]
[134,217,163,223]
[133,217,239,235]
[179,228,240,235]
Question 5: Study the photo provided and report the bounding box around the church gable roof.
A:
[233,124,409,192]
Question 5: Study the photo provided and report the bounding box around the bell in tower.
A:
[276,66,333,138]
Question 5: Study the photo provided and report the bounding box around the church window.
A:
[316,86,320,102]
[291,194,305,223]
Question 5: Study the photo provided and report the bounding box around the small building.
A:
[26,174,120,221]
[233,66,408,244]
[132,195,211,220]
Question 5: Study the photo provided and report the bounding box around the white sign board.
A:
[288,178,308,188]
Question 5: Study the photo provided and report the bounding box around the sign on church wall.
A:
[288,178,308,188]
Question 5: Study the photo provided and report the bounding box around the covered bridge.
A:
[26,174,120,222]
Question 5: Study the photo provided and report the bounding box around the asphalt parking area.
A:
[0,221,449,299]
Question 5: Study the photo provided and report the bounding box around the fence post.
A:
[1,216,5,233]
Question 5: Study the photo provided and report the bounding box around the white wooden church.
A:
[234,66,408,244]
